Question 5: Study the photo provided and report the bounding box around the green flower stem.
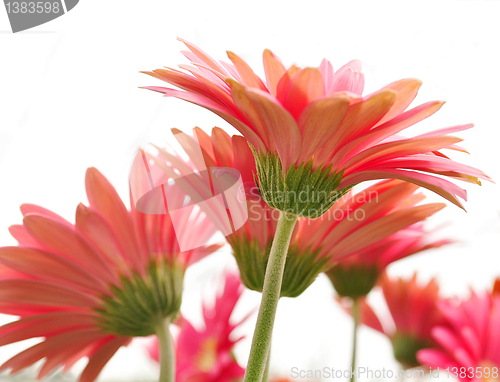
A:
[262,343,271,382]
[244,211,298,382]
[350,299,360,382]
[156,317,175,382]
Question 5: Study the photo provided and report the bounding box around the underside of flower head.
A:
[143,38,491,214]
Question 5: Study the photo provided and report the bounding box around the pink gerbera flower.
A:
[147,273,251,382]
[339,273,447,368]
[0,168,221,381]
[147,128,446,298]
[417,290,500,381]
[143,39,490,217]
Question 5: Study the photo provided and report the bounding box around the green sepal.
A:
[391,332,432,369]
[230,235,329,298]
[95,259,184,337]
[326,264,380,299]
[250,148,353,218]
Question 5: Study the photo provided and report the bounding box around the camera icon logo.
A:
[130,130,248,252]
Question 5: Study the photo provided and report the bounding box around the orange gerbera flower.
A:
[0,168,221,381]
[143,39,490,217]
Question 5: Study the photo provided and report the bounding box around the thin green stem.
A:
[262,342,271,382]
[243,211,298,382]
[156,317,175,382]
[350,299,360,382]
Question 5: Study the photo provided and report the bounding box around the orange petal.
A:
[211,127,234,168]
[282,67,325,119]
[276,65,300,104]
[227,51,268,91]
[315,90,397,164]
[374,78,422,126]
[230,82,301,171]
[332,203,445,257]
[263,49,286,96]
[330,100,445,169]
[296,96,350,165]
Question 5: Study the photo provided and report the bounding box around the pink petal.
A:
[0,279,100,308]
[79,337,129,382]
[0,247,109,295]
[23,214,118,285]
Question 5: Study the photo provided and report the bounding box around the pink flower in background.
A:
[339,274,447,368]
[327,222,451,298]
[0,168,221,382]
[148,128,446,297]
[147,273,251,382]
[143,39,490,211]
[418,291,500,381]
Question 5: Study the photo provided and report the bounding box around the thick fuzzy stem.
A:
[244,211,298,382]
[156,318,175,382]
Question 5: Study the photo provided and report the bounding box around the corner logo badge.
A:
[130,130,249,252]
[3,0,79,33]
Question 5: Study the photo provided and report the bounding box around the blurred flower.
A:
[149,128,445,298]
[493,278,500,296]
[417,291,500,381]
[147,272,251,382]
[339,273,447,368]
[0,168,221,381]
[327,224,450,299]
[143,39,490,217]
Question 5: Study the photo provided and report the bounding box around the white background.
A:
[1,0,500,381]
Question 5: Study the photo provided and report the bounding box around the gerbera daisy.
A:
[143,38,490,218]
[417,289,500,381]
[0,168,221,382]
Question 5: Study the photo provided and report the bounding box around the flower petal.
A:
[282,67,325,119]
[230,81,301,171]
[296,96,350,165]
[23,214,119,284]
[0,279,100,309]
[330,101,445,169]
[227,51,268,91]
[263,49,286,96]
[79,337,130,382]
[0,247,109,295]
[374,79,422,126]
[315,90,397,164]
